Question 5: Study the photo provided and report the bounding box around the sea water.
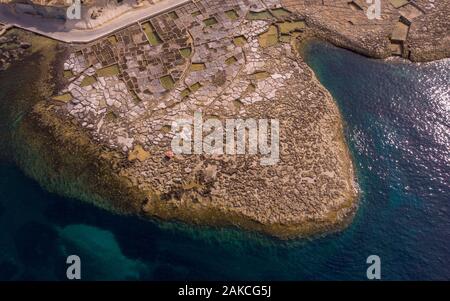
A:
[0,41,448,280]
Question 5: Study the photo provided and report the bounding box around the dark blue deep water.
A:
[0,41,449,280]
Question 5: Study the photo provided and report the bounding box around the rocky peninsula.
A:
[5,0,449,239]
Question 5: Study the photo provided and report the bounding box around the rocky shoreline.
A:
[19,99,358,239]
[4,0,449,239]
[283,0,450,62]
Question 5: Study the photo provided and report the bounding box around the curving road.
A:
[0,0,191,43]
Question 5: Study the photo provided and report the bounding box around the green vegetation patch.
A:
[247,10,272,20]
[52,93,73,103]
[271,8,291,18]
[181,81,204,97]
[64,70,74,78]
[142,22,163,46]
[180,47,192,58]
[225,9,239,20]
[181,88,191,98]
[190,63,206,72]
[96,64,120,77]
[278,21,306,34]
[225,56,238,65]
[160,75,175,90]
[189,82,202,92]
[203,17,218,27]
[233,35,247,47]
[279,34,291,43]
[80,75,97,87]
[258,25,279,48]
[107,35,118,44]
[192,11,202,17]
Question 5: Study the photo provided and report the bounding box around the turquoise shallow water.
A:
[0,41,449,280]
